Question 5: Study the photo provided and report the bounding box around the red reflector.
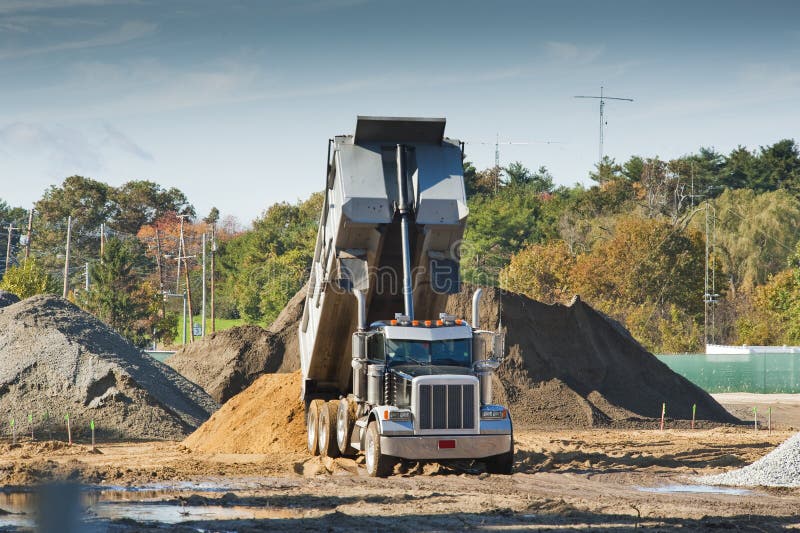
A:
[438,439,456,449]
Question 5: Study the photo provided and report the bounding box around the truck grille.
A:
[418,383,475,430]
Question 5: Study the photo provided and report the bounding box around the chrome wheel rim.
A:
[336,406,346,448]
[366,432,375,473]
[307,412,316,450]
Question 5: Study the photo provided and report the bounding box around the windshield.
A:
[385,338,471,367]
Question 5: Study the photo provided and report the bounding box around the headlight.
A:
[388,410,412,421]
[480,408,506,419]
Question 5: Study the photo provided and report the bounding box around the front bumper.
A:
[380,434,511,460]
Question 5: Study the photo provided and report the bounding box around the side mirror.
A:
[472,330,504,370]
[352,332,366,360]
[493,332,505,361]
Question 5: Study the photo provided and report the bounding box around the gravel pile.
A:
[698,432,800,487]
[0,295,218,441]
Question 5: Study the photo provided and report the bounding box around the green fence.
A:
[656,353,800,393]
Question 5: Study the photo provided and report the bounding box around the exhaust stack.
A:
[397,144,414,320]
[472,288,483,329]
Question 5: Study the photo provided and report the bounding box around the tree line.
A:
[2,138,800,352]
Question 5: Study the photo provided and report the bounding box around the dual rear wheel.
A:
[307,399,355,458]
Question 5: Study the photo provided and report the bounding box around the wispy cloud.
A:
[286,0,371,14]
[52,57,530,119]
[102,123,153,161]
[0,122,102,171]
[544,41,604,64]
[0,0,131,15]
[0,14,102,32]
[0,20,156,60]
[738,62,800,95]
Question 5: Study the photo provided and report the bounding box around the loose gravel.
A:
[0,294,218,441]
[698,432,800,487]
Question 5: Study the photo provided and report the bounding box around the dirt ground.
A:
[1,424,798,531]
[713,392,800,430]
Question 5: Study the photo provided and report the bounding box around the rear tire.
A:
[318,400,340,458]
[336,398,356,457]
[306,399,323,456]
[485,438,514,475]
[365,421,395,477]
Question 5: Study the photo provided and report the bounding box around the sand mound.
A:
[446,287,737,428]
[183,371,305,455]
[0,295,218,441]
[166,288,304,403]
[0,290,19,308]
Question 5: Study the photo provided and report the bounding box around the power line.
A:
[575,86,634,165]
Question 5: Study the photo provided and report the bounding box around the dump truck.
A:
[298,116,513,477]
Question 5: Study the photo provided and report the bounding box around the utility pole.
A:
[155,229,166,318]
[63,216,72,298]
[210,223,216,333]
[201,232,206,337]
[176,214,195,342]
[182,290,187,345]
[24,209,33,259]
[84,262,89,292]
[575,86,634,165]
[176,215,191,292]
[703,203,719,348]
[470,136,562,193]
[5,224,17,275]
[100,223,105,259]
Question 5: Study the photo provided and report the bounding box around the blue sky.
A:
[1,0,798,223]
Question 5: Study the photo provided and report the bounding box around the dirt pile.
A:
[446,287,737,428]
[0,290,19,308]
[178,283,735,435]
[183,371,305,455]
[166,288,304,403]
[0,295,218,441]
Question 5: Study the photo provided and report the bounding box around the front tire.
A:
[485,438,514,475]
[318,400,340,458]
[306,400,323,456]
[365,421,395,477]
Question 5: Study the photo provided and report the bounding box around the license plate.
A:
[438,439,456,449]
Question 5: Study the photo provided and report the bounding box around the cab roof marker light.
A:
[439,313,457,326]
[455,319,463,325]
[412,320,420,326]
[394,313,411,325]
[424,320,432,327]
[436,320,444,326]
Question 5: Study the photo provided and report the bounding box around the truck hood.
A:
[390,365,474,379]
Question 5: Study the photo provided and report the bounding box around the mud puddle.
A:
[637,484,753,496]
[0,483,298,528]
